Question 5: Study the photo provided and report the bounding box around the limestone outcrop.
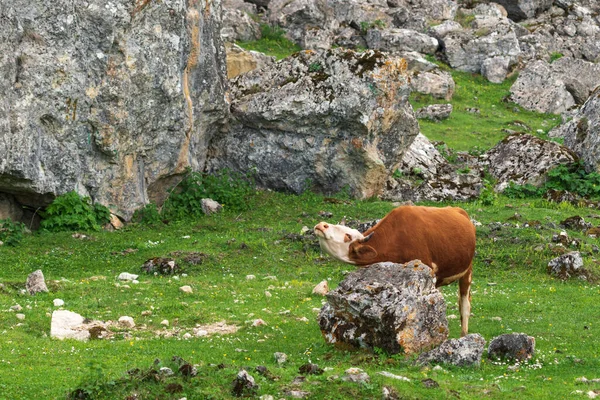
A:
[208,48,419,198]
[0,0,228,220]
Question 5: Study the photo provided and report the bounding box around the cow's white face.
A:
[314,222,364,264]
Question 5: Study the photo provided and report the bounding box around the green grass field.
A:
[1,191,600,399]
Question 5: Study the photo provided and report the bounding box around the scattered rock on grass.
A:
[118,316,135,328]
[51,310,108,341]
[232,369,258,397]
[141,258,180,275]
[118,272,139,281]
[53,299,64,307]
[342,368,369,383]
[202,198,222,215]
[179,285,193,294]
[417,333,486,367]
[274,352,287,365]
[312,280,329,295]
[26,269,48,295]
[487,333,535,361]
[299,363,323,375]
[548,251,589,280]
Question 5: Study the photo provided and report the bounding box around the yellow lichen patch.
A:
[85,86,99,99]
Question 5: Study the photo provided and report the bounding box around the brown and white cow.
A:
[314,205,476,336]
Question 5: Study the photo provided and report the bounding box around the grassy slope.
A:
[1,192,600,399]
[409,67,562,152]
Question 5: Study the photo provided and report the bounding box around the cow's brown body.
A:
[314,205,476,336]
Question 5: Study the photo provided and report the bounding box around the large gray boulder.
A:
[551,87,600,173]
[482,133,577,192]
[318,261,448,355]
[221,0,260,42]
[0,0,228,220]
[442,17,522,82]
[510,58,600,114]
[488,333,535,361]
[493,0,553,21]
[208,49,419,198]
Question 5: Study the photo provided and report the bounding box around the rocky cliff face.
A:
[207,48,419,198]
[0,0,228,220]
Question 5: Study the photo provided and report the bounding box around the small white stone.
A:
[118,316,135,328]
[16,313,25,320]
[252,319,267,327]
[161,319,169,327]
[182,333,192,339]
[118,272,139,281]
[265,291,272,298]
[312,280,329,295]
[10,304,23,312]
[194,329,208,337]
[246,275,256,280]
[180,285,193,294]
[53,299,65,307]
[160,367,174,376]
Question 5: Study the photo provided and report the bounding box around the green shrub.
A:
[0,218,27,246]
[132,202,163,226]
[503,182,544,199]
[478,180,497,205]
[550,52,564,63]
[41,191,111,232]
[503,162,600,199]
[163,169,255,219]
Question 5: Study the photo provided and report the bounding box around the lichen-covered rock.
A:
[481,56,511,84]
[26,269,48,295]
[366,28,439,55]
[208,49,419,198]
[550,87,600,173]
[442,17,521,82]
[482,133,577,192]
[410,70,455,100]
[487,333,535,361]
[415,104,453,121]
[221,0,261,42]
[226,44,276,79]
[382,134,483,202]
[493,0,553,21]
[50,310,108,341]
[318,261,448,355]
[510,58,600,113]
[417,333,486,367]
[0,0,228,220]
[547,251,585,279]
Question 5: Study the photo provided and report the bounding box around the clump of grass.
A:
[237,23,301,60]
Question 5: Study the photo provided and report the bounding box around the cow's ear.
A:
[344,233,353,243]
[353,244,377,260]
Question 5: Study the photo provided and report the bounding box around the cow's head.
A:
[314,222,377,264]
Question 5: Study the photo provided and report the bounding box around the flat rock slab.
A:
[417,333,486,366]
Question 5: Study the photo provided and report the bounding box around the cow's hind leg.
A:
[458,263,472,337]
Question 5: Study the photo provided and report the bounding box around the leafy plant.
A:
[40,191,111,232]
[478,179,497,205]
[502,162,600,200]
[308,62,323,72]
[163,169,255,219]
[0,218,27,246]
[132,202,163,226]
[549,52,564,63]
[359,19,386,33]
